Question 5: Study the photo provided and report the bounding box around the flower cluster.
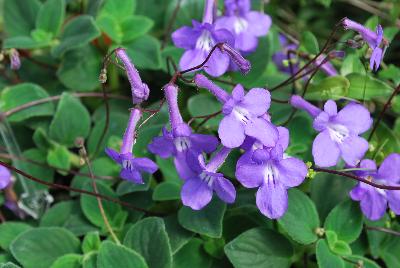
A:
[104,2,396,222]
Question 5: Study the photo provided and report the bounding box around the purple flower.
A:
[181,147,235,210]
[342,18,387,71]
[215,0,271,52]
[272,34,299,74]
[148,84,218,179]
[194,74,278,148]
[9,49,21,70]
[106,108,157,183]
[115,48,149,104]
[350,154,400,220]
[235,133,308,219]
[220,43,251,74]
[314,54,339,76]
[0,166,11,190]
[290,96,372,167]
[171,0,234,77]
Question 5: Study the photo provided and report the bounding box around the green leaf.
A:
[22,148,54,190]
[304,76,350,100]
[82,232,101,254]
[57,45,101,91]
[124,35,162,70]
[3,0,41,37]
[10,227,80,268]
[0,222,32,251]
[316,239,345,268]
[0,83,54,123]
[172,238,212,268]
[50,254,82,268]
[49,93,91,147]
[344,255,380,268]
[0,263,21,268]
[97,241,148,268]
[325,231,352,256]
[324,200,363,243]
[80,181,125,230]
[36,0,65,36]
[301,31,319,54]
[155,157,181,183]
[346,73,393,100]
[40,201,97,236]
[340,54,365,76]
[187,94,222,129]
[116,175,151,196]
[52,15,101,57]
[3,36,52,49]
[124,217,172,268]
[278,189,320,244]
[164,215,194,254]
[99,0,136,20]
[47,144,71,171]
[224,228,293,268]
[152,182,181,201]
[178,198,226,238]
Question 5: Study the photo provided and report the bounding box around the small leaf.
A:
[10,227,80,268]
[49,93,91,147]
[324,200,363,243]
[305,76,350,100]
[178,198,226,238]
[82,232,101,254]
[172,238,212,268]
[124,35,162,70]
[99,0,136,21]
[124,217,172,268]
[0,222,32,251]
[47,144,71,171]
[3,36,51,49]
[187,94,222,129]
[119,16,154,43]
[278,189,320,245]
[52,15,100,57]
[346,73,393,100]
[316,239,345,268]
[97,241,148,268]
[301,31,320,54]
[224,228,293,268]
[36,0,65,36]
[0,83,54,123]
[152,182,181,201]
[164,215,194,254]
[50,254,82,268]
[57,45,101,92]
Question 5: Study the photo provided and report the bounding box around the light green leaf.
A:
[278,189,320,244]
[124,217,172,268]
[52,15,100,57]
[346,73,393,100]
[10,227,80,268]
[97,241,148,268]
[50,254,82,268]
[225,228,293,268]
[305,76,350,100]
[124,35,162,70]
[0,222,32,251]
[316,239,345,268]
[82,232,101,254]
[36,0,65,36]
[49,93,91,147]
[46,144,71,171]
[301,31,319,54]
[178,198,226,238]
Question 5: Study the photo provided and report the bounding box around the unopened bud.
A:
[99,68,107,83]
[9,49,21,70]
[220,43,251,74]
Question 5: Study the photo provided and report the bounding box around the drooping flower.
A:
[171,0,234,77]
[9,49,21,70]
[290,96,372,167]
[148,84,218,179]
[236,128,308,219]
[215,0,271,52]
[350,154,400,220]
[194,74,278,148]
[181,147,236,210]
[115,48,149,104]
[272,34,299,74]
[342,17,388,71]
[0,166,11,190]
[106,108,158,183]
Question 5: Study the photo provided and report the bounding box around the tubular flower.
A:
[181,147,235,210]
[194,74,278,148]
[350,154,400,220]
[215,0,271,52]
[236,128,308,219]
[342,18,388,71]
[148,84,218,180]
[290,96,372,167]
[9,49,21,70]
[171,0,234,77]
[106,108,158,183]
[115,48,150,104]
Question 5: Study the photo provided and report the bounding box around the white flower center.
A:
[200,172,214,187]
[263,163,279,185]
[327,124,349,143]
[233,106,251,124]
[196,31,214,51]
[122,159,132,171]
[233,17,248,34]
[174,137,191,152]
